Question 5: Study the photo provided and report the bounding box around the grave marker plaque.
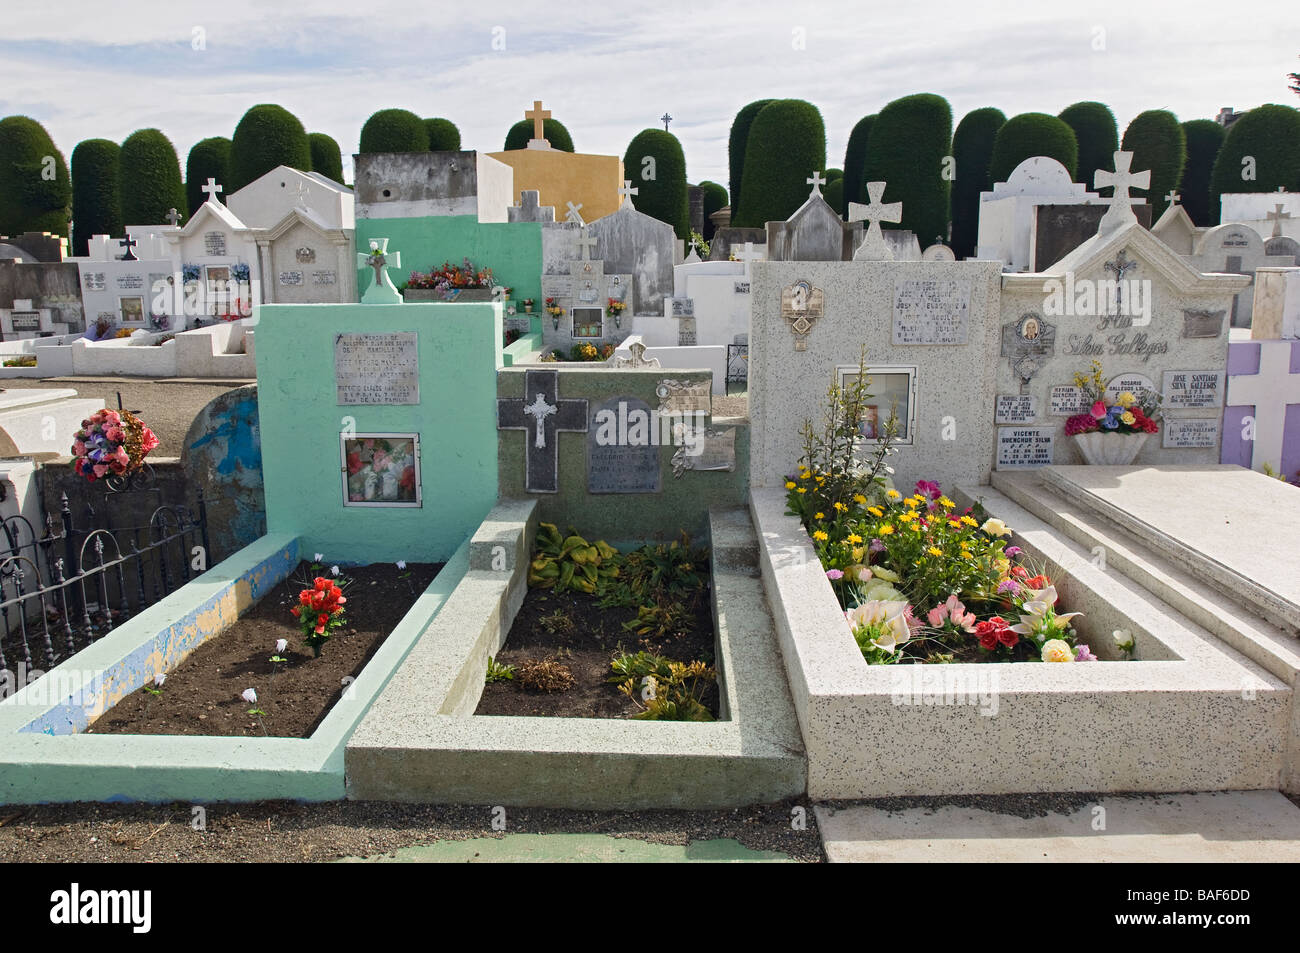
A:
[279,271,304,286]
[893,278,971,345]
[1162,370,1225,408]
[312,270,337,285]
[657,379,711,416]
[1163,418,1221,449]
[1049,385,1088,416]
[335,332,419,405]
[995,395,1037,423]
[996,426,1054,469]
[204,231,227,256]
[10,311,40,331]
[587,396,661,493]
[116,274,144,290]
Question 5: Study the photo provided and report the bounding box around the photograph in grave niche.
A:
[341,433,422,506]
[572,306,604,338]
[837,366,916,444]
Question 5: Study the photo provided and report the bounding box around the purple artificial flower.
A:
[1075,645,1098,662]
[996,579,1021,596]
[869,539,886,553]
[1005,546,1022,558]
[826,569,844,581]
[915,479,941,500]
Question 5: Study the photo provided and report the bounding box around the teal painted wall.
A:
[355,215,543,307]
[256,303,501,563]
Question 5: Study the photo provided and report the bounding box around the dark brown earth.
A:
[88,560,441,738]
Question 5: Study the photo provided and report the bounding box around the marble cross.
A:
[565,201,585,225]
[497,369,588,493]
[1165,190,1180,206]
[118,235,138,261]
[165,208,181,226]
[1228,342,1300,472]
[294,180,311,208]
[1267,203,1292,239]
[807,171,826,197]
[201,177,223,202]
[618,179,639,209]
[848,181,902,261]
[526,100,551,141]
[661,113,672,131]
[573,226,597,261]
[732,241,763,264]
[1094,151,1150,235]
[357,238,402,304]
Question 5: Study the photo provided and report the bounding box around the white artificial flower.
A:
[314,552,324,562]
[241,688,257,704]
[846,600,913,654]
[396,560,407,570]
[980,518,1012,538]
[153,672,166,687]
[1008,586,1083,635]
[275,639,287,654]
[330,565,340,576]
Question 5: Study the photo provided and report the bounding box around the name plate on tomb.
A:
[10,312,40,331]
[893,278,971,345]
[1049,385,1088,416]
[587,396,662,494]
[996,426,1054,469]
[1163,418,1221,449]
[995,395,1037,424]
[204,231,227,256]
[657,379,711,416]
[1162,370,1225,409]
[335,332,419,405]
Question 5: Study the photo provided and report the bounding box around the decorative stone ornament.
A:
[780,280,825,351]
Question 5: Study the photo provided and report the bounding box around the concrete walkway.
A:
[815,791,1300,862]
[340,834,793,863]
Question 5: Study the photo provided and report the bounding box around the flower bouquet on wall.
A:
[1063,360,1160,465]
[405,258,496,301]
[71,409,161,484]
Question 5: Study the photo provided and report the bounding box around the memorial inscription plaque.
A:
[893,278,971,345]
[1163,418,1221,449]
[204,231,227,256]
[335,332,419,405]
[1049,385,1088,416]
[996,426,1054,469]
[995,395,1037,424]
[1162,370,1225,409]
[587,396,661,494]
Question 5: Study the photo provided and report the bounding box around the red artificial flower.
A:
[975,616,1012,651]
[1024,574,1050,589]
[997,629,1019,648]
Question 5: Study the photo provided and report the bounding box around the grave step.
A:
[709,506,759,572]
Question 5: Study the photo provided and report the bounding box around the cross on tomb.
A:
[732,241,763,264]
[497,369,588,493]
[1103,249,1139,313]
[1229,343,1300,472]
[618,179,639,209]
[526,100,551,142]
[565,201,585,225]
[1166,190,1180,206]
[356,238,402,304]
[848,181,902,261]
[573,226,597,261]
[165,208,181,226]
[294,180,312,208]
[201,177,223,202]
[661,113,672,131]
[1094,151,1150,235]
[806,171,827,197]
[118,235,138,261]
[1267,203,1292,239]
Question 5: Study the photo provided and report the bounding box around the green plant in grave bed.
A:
[527,523,620,594]
[611,652,716,721]
[484,655,516,684]
[597,533,708,610]
[622,603,696,640]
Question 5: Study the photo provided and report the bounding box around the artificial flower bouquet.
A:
[290,577,347,656]
[406,258,495,296]
[544,296,564,318]
[71,409,160,482]
[606,297,627,320]
[1063,359,1160,437]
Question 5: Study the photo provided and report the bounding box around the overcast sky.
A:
[2,0,1296,194]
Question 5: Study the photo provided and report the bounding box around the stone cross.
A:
[294,180,311,207]
[1094,151,1151,236]
[118,235,138,261]
[497,369,588,493]
[526,100,551,141]
[732,241,763,264]
[848,181,902,261]
[565,201,584,225]
[165,208,181,226]
[201,177,223,202]
[661,113,672,131]
[618,180,639,209]
[1166,190,1180,206]
[1267,203,1292,239]
[573,226,597,261]
[1103,250,1139,313]
[356,238,402,305]
[616,341,661,368]
[807,171,827,197]
[1228,342,1300,471]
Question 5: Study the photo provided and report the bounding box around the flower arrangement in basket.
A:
[544,296,564,318]
[1063,361,1160,465]
[71,409,160,482]
[290,577,348,656]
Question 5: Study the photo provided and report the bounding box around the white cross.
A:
[201,178,223,201]
[807,171,827,197]
[732,241,763,264]
[165,208,181,226]
[1229,341,1300,472]
[565,201,584,225]
[1094,151,1151,235]
[573,226,597,261]
[618,179,639,208]
[848,181,902,261]
[523,391,557,449]
[294,180,311,207]
[1267,203,1292,239]
[1166,190,1180,206]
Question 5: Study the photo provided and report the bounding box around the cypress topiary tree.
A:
[823,168,843,183]
[119,128,185,226]
[230,104,311,192]
[359,108,429,154]
[727,99,774,225]
[1178,119,1225,227]
[185,136,231,213]
[950,107,1006,258]
[70,138,122,255]
[1211,104,1300,223]
[503,118,574,152]
[0,115,71,238]
[735,99,826,228]
[988,112,1078,185]
[841,114,876,216]
[623,129,691,239]
[423,118,461,151]
[823,178,844,219]
[308,133,344,184]
[1058,101,1118,186]
[698,180,728,238]
[1121,110,1186,220]
[861,93,953,246]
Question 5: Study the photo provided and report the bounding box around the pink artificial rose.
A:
[1089,400,1107,420]
[72,440,86,456]
[102,410,121,426]
[104,426,124,443]
[92,464,109,478]
[113,446,129,465]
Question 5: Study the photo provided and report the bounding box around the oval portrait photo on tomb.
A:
[1017,314,1042,341]
[341,433,422,506]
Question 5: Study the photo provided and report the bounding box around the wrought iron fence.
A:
[0,490,210,682]
[726,343,749,393]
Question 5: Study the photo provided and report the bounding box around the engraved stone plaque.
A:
[893,278,971,345]
[204,231,227,256]
[335,332,419,405]
[656,379,711,416]
[996,426,1054,469]
[995,395,1037,424]
[1049,385,1088,416]
[1182,309,1225,339]
[1163,418,1221,449]
[1162,370,1225,409]
[587,396,661,493]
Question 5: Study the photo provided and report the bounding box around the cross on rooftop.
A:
[1094,151,1151,236]
[497,369,588,493]
[201,177,223,201]
[732,241,763,265]
[118,235,138,261]
[526,100,551,141]
[1267,203,1292,239]
[1166,190,1180,206]
[294,180,311,207]
[661,113,672,131]
[574,226,597,261]
[356,238,402,304]
[848,181,902,261]
[165,208,181,226]
[618,180,639,209]
[807,171,827,197]
[565,201,584,225]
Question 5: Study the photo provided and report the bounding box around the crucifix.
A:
[618,179,639,209]
[356,238,402,304]
[565,201,584,225]
[201,177,223,202]
[497,369,588,493]
[119,235,138,261]
[526,100,551,143]
[806,171,826,197]
[661,113,672,131]
[848,181,902,261]
[1103,249,1139,314]
[1165,190,1180,207]
[1094,150,1150,236]
[1267,203,1292,239]
[573,226,597,261]
[165,208,181,226]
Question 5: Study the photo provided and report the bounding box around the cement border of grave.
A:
[0,533,469,805]
[749,486,1291,800]
[344,500,807,809]
[502,330,545,366]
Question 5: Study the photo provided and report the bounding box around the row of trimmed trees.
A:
[728,97,1300,258]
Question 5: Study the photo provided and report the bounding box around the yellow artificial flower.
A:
[960,515,978,527]
[813,529,829,542]
[1117,391,1136,408]
[899,511,917,523]
[797,487,807,494]
[834,502,847,512]
[851,546,865,562]
[928,547,943,557]
[1120,411,1135,425]
[785,481,796,490]
[815,512,825,520]
[981,518,1012,538]
[853,494,867,505]
[847,533,863,544]
[1041,639,1074,663]
[938,497,955,508]
[886,489,901,499]
[904,497,920,509]
[868,506,884,517]
[880,524,895,536]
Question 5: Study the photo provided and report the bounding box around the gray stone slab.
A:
[1034,203,1152,271]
